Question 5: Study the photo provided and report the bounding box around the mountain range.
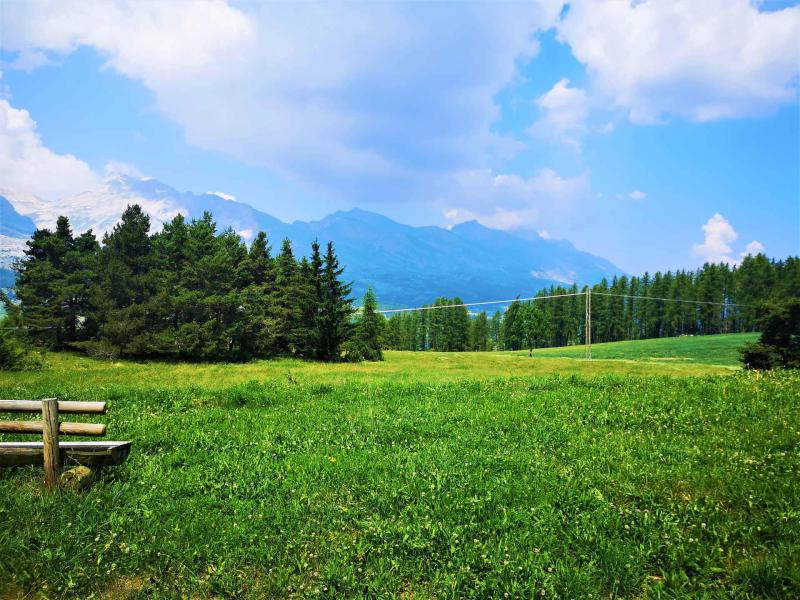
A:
[0,174,622,308]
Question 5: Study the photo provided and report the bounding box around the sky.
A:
[0,0,798,274]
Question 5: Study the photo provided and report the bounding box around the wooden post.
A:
[41,398,60,489]
[585,288,592,360]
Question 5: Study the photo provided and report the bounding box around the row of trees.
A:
[8,205,381,362]
[382,297,495,352]
[383,255,800,351]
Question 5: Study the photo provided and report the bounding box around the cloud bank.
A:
[1,0,563,202]
[558,0,800,123]
[1,0,797,239]
[443,168,590,231]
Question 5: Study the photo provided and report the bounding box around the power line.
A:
[378,289,753,314]
[377,291,586,314]
[591,291,753,308]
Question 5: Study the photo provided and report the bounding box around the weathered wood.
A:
[0,420,106,436]
[61,466,94,491]
[0,441,131,467]
[0,399,106,414]
[41,398,60,489]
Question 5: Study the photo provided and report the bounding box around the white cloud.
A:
[742,240,765,258]
[104,160,142,178]
[558,0,800,123]
[0,99,99,200]
[0,1,564,201]
[443,167,590,230]
[1,48,51,71]
[529,78,588,149]
[693,213,739,264]
[692,213,764,265]
[614,190,648,200]
[0,0,252,77]
[595,121,614,134]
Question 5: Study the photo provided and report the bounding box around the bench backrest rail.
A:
[0,398,109,489]
[0,399,106,414]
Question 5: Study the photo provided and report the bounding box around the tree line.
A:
[7,205,383,362]
[382,255,800,351]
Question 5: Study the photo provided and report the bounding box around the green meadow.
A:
[1,334,799,598]
[527,332,758,367]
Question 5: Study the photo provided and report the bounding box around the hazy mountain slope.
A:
[1,174,623,308]
[256,209,619,306]
[0,195,36,238]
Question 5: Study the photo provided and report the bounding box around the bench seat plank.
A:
[0,441,131,468]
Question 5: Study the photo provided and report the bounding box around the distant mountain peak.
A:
[1,175,624,307]
[450,219,488,232]
[316,207,399,229]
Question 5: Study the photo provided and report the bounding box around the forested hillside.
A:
[384,254,800,351]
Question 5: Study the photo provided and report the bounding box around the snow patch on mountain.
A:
[2,174,189,236]
[210,191,236,201]
[530,270,577,285]
[0,235,26,268]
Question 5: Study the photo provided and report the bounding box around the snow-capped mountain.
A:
[1,174,623,307]
[2,174,241,239]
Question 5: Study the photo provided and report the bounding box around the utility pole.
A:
[585,288,592,360]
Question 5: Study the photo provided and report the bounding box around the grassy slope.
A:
[1,334,798,599]
[525,332,758,366]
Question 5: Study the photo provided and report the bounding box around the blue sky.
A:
[0,0,798,274]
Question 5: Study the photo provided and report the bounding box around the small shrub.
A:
[740,342,782,370]
[0,332,41,371]
[341,339,382,362]
[740,298,800,370]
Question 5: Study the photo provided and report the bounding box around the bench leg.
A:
[42,399,60,489]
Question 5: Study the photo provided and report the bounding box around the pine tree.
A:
[316,241,353,360]
[271,238,303,354]
[238,230,277,357]
[470,312,490,351]
[501,300,524,351]
[349,287,384,361]
[306,240,325,355]
[521,301,549,356]
[489,311,502,350]
[448,297,470,351]
[247,231,273,286]
[15,216,100,348]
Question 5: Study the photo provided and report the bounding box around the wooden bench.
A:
[0,398,131,488]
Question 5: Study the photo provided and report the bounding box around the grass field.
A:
[527,332,758,366]
[1,334,799,598]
